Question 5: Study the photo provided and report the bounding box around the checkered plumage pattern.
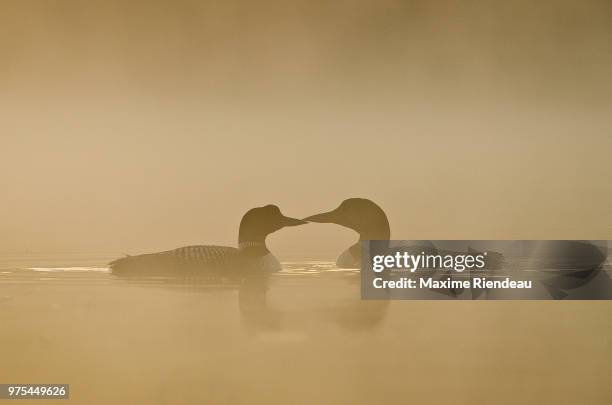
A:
[168,245,240,264]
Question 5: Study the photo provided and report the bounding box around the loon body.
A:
[110,205,306,276]
[304,198,607,299]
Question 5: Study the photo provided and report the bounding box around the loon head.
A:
[303,198,390,240]
[238,205,306,244]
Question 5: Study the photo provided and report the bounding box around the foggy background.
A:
[1,1,611,258]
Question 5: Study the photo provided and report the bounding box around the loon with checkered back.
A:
[109,205,306,275]
[303,199,493,298]
[303,198,608,299]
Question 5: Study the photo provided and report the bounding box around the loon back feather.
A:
[109,246,244,275]
[109,252,171,274]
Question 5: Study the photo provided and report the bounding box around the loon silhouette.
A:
[110,205,306,275]
[304,199,608,299]
[304,198,494,274]
[304,198,390,268]
[303,198,435,268]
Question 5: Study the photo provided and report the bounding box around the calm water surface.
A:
[1,253,611,404]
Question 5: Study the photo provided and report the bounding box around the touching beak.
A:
[302,209,339,224]
[282,215,308,227]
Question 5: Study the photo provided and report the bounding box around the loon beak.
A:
[303,210,338,224]
[282,215,308,227]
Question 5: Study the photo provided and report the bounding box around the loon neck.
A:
[354,225,391,255]
[353,211,391,242]
[345,229,390,261]
[238,221,272,257]
[238,240,267,250]
[238,239,270,257]
[358,227,391,242]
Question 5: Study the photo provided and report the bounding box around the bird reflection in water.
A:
[238,269,390,333]
[109,203,390,334]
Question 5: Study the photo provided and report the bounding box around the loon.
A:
[303,198,414,268]
[302,198,494,299]
[302,199,468,298]
[304,199,608,299]
[110,205,306,276]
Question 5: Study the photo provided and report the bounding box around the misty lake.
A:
[1,253,611,404]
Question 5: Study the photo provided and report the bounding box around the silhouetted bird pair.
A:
[110,198,382,275]
[110,198,608,300]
